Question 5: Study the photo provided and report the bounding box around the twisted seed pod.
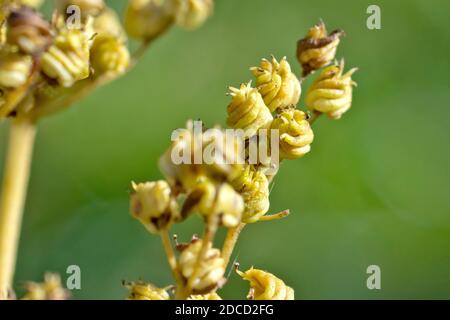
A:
[227,82,273,138]
[270,107,314,159]
[231,165,270,223]
[296,21,343,77]
[57,0,105,20]
[182,180,244,227]
[305,60,357,119]
[41,21,92,87]
[124,0,173,41]
[179,239,225,293]
[251,56,301,112]
[0,50,32,88]
[125,281,170,300]
[188,292,222,300]
[21,273,70,300]
[90,34,129,76]
[129,180,179,234]
[169,0,213,30]
[6,6,52,55]
[237,267,294,300]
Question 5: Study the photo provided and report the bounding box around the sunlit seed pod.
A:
[168,0,213,30]
[90,34,130,76]
[182,180,243,227]
[92,6,126,41]
[270,107,314,159]
[57,0,105,20]
[296,20,344,77]
[125,281,170,300]
[6,6,52,55]
[41,22,92,87]
[21,273,70,300]
[129,180,179,234]
[188,292,222,300]
[179,239,225,293]
[305,60,357,119]
[231,165,270,223]
[124,0,173,41]
[227,82,273,138]
[0,50,32,88]
[17,0,44,8]
[251,56,301,112]
[237,267,294,300]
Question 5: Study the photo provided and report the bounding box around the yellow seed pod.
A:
[188,292,222,300]
[6,6,52,55]
[0,50,32,88]
[296,21,344,77]
[57,0,105,20]
[182,180,244,227]
[18,0,43,8]
[231,165,270,223]
[41,22,92,87]
[237,267,294,300]
[21,273,70,300]
[90,34,130,77]
[130,180,178,234]
[125,281,170,300]
[227,82,273,138]
[305,60,357,119]
[124,0,173,41]
[169,0,213,30]
[93,7,126,41]
[251,56,301,112]
[179,239,225,293]
[270,107,314,159]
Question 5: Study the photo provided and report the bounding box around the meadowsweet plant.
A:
[0,0,213,299]
[127,20,358,300]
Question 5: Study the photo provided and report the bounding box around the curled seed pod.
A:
[6,6,52,55]
[169,0,213,30]
[0,50,32,88]
[182,180,244,227]
[21,273,70,300]
[125,281,170,300]
[251,56,301,112]
[41,22,92,87]
[124,0,173,41]
[270,107,314,159]
[305,60,357,119]
[237,267,294,300]
[130,180,179,234]
[179,239,225,293]
[231,165,270,223]
[188,292,222,300]
[296,20,344,77]
[57,0,105,20]
[90,34,130,77]
[227,82,273,138]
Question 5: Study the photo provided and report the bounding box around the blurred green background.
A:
[1,0,449,299]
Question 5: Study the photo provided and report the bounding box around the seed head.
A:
[125,281,170,300]
[0,50,32,88]
[21,273,70,300]
[169,0,213,30]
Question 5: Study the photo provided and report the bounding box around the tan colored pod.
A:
[238,267,294,300]
[125,281,170,300]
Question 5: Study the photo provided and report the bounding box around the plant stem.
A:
[308,110,322,125]
[221,222,246,269]
[0,119,36,299]
[160,230,183,288]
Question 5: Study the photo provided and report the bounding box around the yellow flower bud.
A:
[57,0,105,20]
[130,180,178,234]
[227,82,273,138]
[41,23,92,87]
[6,6,52,55]
[0,50,32,88]
[90,34,130,76]
[270,107,314,159]
[251,56,301,112]
[169,0,213,30]
[125,281,170,300]
[124,0,173,41]
[21,273,70,300]
[188,292,222,300]
[305,60,357,119]
[231,165,270,223]
[182,180,243,228]
[296,20,343,77]
[237,267,294,300]
[179,239,225,293]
